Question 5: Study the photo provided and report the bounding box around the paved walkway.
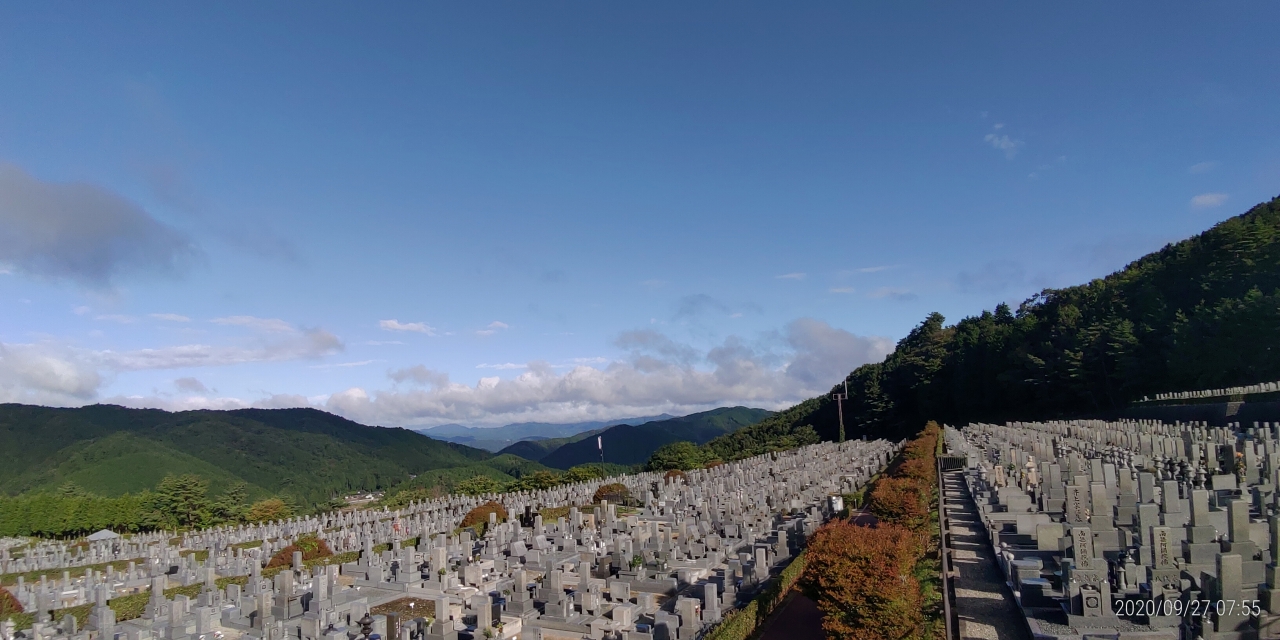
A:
[755,591,825,640]
[751,512,875,640]
[942,471,1031,640]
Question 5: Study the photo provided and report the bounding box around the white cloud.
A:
[95,314,135,324]
[212,316,294,333]
[0,163,198,287]
[829,287,855,294]
[110,392,323,413]
[477,363,526,370]
[379,319,438,335]
[984,133,1024,158]
[993,123,1005,130]
[868,287,917,302]
[388,365,449,388]
[364,340,405,346]
[671,294,761,321]
[783,318,894,387]
[1188,161,1218,174]
[616,329,700,365]
[312,359,378,369]
[475,320,511,336]
[73,306,91,316]
[174,377,208,393]
[108,394,251,412]
[150,313,191,322]
[856,265,891,273]
[322,319,893,426]
[0,315,344,405]
[775,272,806,280]
[1190,193,1228,209]
[0,342,102,404]
[7,317,895,428]
[96,328,342,371]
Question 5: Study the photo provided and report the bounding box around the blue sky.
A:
[1,3,1277,426]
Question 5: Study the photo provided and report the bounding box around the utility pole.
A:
[832,381,849,443]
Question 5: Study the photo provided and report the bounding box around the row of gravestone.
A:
[1144,381,1280,403]
[1,437,896,640]
[951,418,1280,640]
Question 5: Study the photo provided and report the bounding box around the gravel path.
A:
[943,471,1032,640]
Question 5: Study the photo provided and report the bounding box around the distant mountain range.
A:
[0,404,545,508]
[496,429,607,462]
[506,407,773,469]
[0,402,769,512]
[419,415,673,452]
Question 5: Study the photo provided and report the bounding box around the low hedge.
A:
[704,549,808,640]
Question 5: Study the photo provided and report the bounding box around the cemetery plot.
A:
[948,418,1280,640]
[0,438,894,640]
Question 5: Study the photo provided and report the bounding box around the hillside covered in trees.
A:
[671,195,1280,464]
[530,407,771,469]
[496,429,605,462]
[0,405,545,511]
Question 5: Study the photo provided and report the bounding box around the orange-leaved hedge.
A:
[592,483,630,505]
[801,520,925,640]
[867,477,931,532]
[267,535,333,569]
[902,422,941,461]
[867,420,940,533]
[0,586,23,617]
[897,457,935,485]
[460,501,508,533]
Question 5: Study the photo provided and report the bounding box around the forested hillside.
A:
[424,415,668,452]
[688,195,1280,462]
[497,429,605,462]
[536,407,772,469]
[0,405,538,507]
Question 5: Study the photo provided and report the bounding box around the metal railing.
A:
[937,456,958,640]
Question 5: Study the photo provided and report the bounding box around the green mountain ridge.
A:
[696,194,1280,463]
[0,404,545,507]
[2,431,266,498]
[423,415,672,452]
[530,407,773,469]
[497,429,606,462]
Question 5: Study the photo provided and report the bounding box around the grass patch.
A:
[182,550,209,562]
[1,580,213,630]
[917,505,944,640]
[1,559,138,587]
[372,597,436,620]
[1,544,379,628]
[539,506,572,521]
[842,470,880,515]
